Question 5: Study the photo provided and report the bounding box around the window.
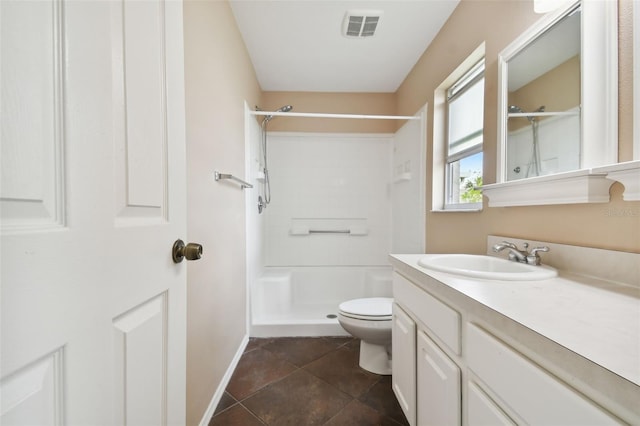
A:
[445,59,484,209]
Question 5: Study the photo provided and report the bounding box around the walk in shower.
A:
[245,105,426,337]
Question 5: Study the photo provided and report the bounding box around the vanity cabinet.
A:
[392,273,462,426]
[391,270,623,426]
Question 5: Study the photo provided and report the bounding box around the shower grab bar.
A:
[308,229,351,234]
[214,171,253,189]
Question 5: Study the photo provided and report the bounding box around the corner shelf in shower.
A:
[393,173,412,183]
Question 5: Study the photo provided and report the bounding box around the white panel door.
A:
[1,0,188,425]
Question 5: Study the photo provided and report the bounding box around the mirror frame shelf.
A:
[592,161,640,201]
[484,161,640,206]
[482,169,612,207]
[485,0,619,207]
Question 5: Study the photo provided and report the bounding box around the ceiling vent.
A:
[343,10,383,38]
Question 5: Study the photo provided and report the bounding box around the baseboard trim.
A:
[198,334,249,426]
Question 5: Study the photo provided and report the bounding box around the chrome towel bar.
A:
[214,171,253,189]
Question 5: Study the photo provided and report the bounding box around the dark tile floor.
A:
[209,337,409,426]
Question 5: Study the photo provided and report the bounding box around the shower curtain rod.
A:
[251,110,420,121]
[507,111,579,118]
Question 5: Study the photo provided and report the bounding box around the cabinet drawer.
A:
[393,272,460,354]
[466,324,619,425]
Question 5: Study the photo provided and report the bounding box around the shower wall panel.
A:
[391,115,426,253]
[264,133,393,266]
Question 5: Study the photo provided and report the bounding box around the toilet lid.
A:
[339,297,393,319]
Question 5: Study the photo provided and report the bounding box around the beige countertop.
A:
[389,253,640,388]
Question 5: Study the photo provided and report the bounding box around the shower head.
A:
[262,105,294,124]
[508,105,537,122]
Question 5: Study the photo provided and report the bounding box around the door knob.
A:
[172,239,203,263]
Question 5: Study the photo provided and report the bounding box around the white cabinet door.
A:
[417,330,461,426]
[1,0,187,424]
[392,303,416,426]
[467,381,516,426]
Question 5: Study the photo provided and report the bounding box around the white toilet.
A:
[337,297,393,375]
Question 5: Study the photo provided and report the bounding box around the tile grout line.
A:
[229,344,346,426]
[236,400,269,425]
[238,339,357,424]
[213,337,406,425]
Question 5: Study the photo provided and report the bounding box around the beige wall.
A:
[397,0,639,254]
[183,1,261,424]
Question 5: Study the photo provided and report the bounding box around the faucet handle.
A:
[501,241,518,249]
[526,246,550,265]
[530,246,549,255]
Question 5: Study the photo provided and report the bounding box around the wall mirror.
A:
[505,5,580,181]
[484,0,619,206]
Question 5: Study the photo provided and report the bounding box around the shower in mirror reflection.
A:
[256,105,293,214]
[508,105,545,177]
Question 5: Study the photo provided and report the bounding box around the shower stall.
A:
[244,104,426,337]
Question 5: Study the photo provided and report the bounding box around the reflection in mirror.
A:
[506,5,580,181]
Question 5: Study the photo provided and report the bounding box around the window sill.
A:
[431,208,483,213]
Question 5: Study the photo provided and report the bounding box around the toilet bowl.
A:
[337,297,393,375]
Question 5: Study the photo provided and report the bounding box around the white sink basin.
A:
[418,254,557,281]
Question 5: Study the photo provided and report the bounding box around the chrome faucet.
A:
[525,246,550,265]
[492,241,527,262]
[492,241,550,265]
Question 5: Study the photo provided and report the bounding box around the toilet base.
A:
[359,340,391,375]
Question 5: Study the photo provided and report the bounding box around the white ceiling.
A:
[229,0,460,93]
